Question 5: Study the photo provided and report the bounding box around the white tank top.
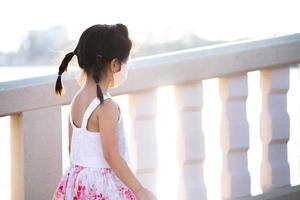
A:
[69,92,130,168]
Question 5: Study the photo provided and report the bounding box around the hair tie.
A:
[58,74,61,77]
[97,54,103,59]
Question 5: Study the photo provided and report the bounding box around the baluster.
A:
[128,89,158,195]
[10,106,62,200]
[219,74,251,199]
[260,67,290,192]
[175,82,206,200]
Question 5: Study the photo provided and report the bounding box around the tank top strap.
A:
[81,93,111,130]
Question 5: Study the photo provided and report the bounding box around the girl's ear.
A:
[110,58,121,73]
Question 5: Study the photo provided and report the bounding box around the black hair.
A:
[55,23,132,104]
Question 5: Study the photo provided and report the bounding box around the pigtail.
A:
[93,54,104,104]
[55,51,75,96]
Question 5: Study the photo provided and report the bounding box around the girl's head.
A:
[55,23,132,104]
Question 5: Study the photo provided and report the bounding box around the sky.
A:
[0,0,299,53]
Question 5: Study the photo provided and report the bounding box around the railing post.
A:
[174,82,206,200]
[260,67,290,192]
[128,89,158,195]
[219,74,251,199]
[10,106,63,200]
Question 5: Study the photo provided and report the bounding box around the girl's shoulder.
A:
[96,97,120,122]
[96,98,120,121]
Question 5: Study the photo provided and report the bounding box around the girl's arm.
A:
[98,99,143,194]
[68,114,73,157]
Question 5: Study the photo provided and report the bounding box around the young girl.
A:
[52,24,157,200]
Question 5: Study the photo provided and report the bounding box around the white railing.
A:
[1,33,300,200]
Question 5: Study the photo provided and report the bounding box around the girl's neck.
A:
[83,75,110,96]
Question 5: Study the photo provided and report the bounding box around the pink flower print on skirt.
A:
[52,163,137,200]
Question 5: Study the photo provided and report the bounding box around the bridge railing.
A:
[1,33,300,200]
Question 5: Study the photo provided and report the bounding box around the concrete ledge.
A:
[234,185,300,200]
[0,71,80,117]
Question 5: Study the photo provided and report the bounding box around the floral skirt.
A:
[52,163,137,200]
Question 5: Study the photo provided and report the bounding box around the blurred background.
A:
[0,0,299,77]
[0,0,300,200]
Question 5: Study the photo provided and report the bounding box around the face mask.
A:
[108,62,129,89]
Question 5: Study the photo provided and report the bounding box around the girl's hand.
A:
[134,186,157,200]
